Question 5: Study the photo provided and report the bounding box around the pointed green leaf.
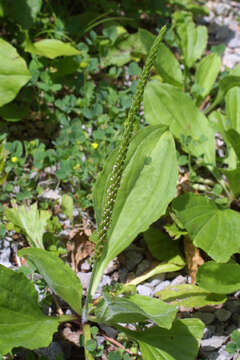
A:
[226,87,240,132]
[96,293,177,329]
[122,318,204,360]
[0,265,59,354]
[195,53,221,100]
[5,203,51,249]
[157,284,226,308]
[91,126,178,296]
[197,261,240,294]
[19,248,82,314]
[144,228,182,262]
[25,39,80,59]
[154,43,183,87]
[144,81,215,164]
[222,168,240,197]
[172,193,240,262]
[129,258,185,286]
[206,76,240,113]
[61,194,74,222]
[208,110,237,169]
[2,0,42,29]
[225,129,240,160]
[0,38,31,107]
[177,22,207,68]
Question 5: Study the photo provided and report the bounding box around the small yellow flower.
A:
[73,163,80,171]
[80,61,88,69]
[91,142,98,150]
[11,156,18,163]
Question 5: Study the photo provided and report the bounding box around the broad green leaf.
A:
[5,203,51,249]
[172,193,240,262]
[122,318,204,360]
[61,194,74,222]
[154,43,183,87]
[177,21,207,68]
[206,75,240,113]
[2,0,42,29]
[138,28,155,54]
[222,168,240,197]
[19,248,82,314]
[0,39,31,107]
[0,264,59,354]
[144,81,215,164]
[197,261,240,294]
[25,39,80,59]
[144,228,182,262]
[226,87,240,132]
[91,126,178,296]
[157,284,226,308]
[195,53,221,101]
[101,29,155,68]
[225,129,240,160]
[0,102,29,122]
[208,110,237,169]
[96,293,177,329]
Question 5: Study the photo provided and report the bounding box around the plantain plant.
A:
[0,27,206,360]
[1,12,240,359]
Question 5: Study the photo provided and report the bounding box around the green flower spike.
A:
[95,26,167,258]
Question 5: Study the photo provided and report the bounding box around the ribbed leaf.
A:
[19,248,82,314]
[96,293,177,329]
[0,39,31,107]
[195,53,221,100]
[172,193,240,262]
[122,318,204,360]
[197,261,240,294]
[177,22,207,68]
[91,125,178,296]
[144,81,215,164]
[0,265,59,354]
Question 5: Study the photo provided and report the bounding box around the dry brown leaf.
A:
[66,218,95,271]
[184,237,204,284]
[177,173,192,195]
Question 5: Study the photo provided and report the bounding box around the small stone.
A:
[215,308,231,322]
[150,277,164,287]
[44,166,57,175]
[81,260,91,272]
[201,336,227,351]
[119,268,128,282]
[58,213,67,221]
[96,336,105,346]
[228,35,240,49]
[201,352,218,360]
[225,300,240,313]
[203,325,216,339]
[153,281,170,294]
[77,272,92,290]
[231,313,240,327]
[39,189,61,201]
[195,312,215,325]
[216,348,233,360]
[125,250,143,271]
[104,259,118,274]
[137,284,153,297]
[171,275,186,286]
[97,275,111,293]
[136,259,151,276]
[99,324,118,339]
